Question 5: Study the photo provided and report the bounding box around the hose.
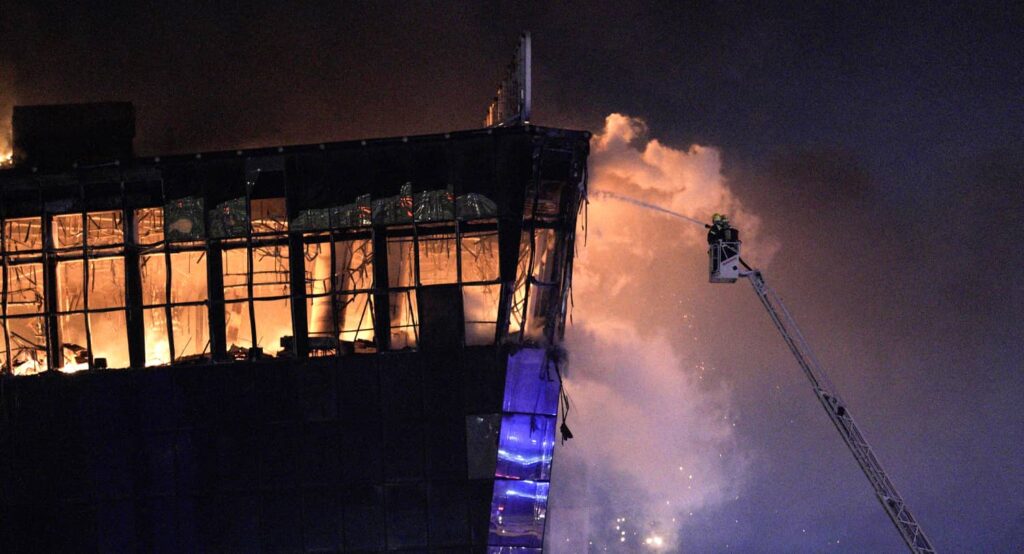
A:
[589,190,709,228]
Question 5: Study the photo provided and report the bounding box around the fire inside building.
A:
[0,67,589,551]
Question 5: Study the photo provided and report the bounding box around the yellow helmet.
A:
[712,213,724,223]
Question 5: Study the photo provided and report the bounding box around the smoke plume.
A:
[546,114,772,551]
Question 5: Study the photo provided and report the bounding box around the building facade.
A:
[0,109,589,552]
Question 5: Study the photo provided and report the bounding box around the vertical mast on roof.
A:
[485,32,532,127]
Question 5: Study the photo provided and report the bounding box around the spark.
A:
[644,535,665,548]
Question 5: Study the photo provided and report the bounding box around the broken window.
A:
[382,224,502,349]
[387,233,418,350]
[463,284,500,346]
[460,228,500,346]
[135,207,164,246]
[334,238,375,348]
[523,228,559,342]
[251,198,288,235]
[4,217,44,256]
[303,236,333,353]
[508,231,532,336]
[222,197,293,358]
[387,234,415,288]
[52,210,129,371]
[460,230,500,283]
[389,290,418,350]
[3,218,46,374]
[304,234,376,356]
[138,207,210,365]
[251,243,292,355]
[417,230,457,286]
[222,245,252,354]
[2,231,47,374]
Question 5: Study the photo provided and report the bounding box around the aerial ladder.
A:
[709,226,937,553]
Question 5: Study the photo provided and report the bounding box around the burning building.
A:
[0,100,589,551]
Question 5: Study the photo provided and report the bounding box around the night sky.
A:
[3,2,1022,552]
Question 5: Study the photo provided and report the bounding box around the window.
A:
[304,232,376,356]
[523,229,558,341]
[417,232,457,285]
[1,217,46,374]
[460,229,500,345]
[221,197,293,358]
[51,211,129,371]
[0,175,551,370]
[384,224,501,350]
[137,207,210,365]
[387,232,418,350]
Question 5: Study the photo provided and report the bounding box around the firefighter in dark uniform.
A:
[707,213,739,273]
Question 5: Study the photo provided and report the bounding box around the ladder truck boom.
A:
[708,235,937,553]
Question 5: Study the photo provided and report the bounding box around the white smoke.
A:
[546,114,771,552]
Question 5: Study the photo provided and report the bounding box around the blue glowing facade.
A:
[488,348,561,550]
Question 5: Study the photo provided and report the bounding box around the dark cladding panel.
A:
[137,369,184,433]
[427,416,469,480]
[407,138,451,190]
[256,363,301,423]
[365,143,412,197]
[337,361,382,422]
[448,135,495,197]
[197,493,260,552]
[122,176,164,208]
[429,481,472,546]
[160,161,201,200]
[463,362,506,414]
[386,483,429,549]
[300,363,338,421]
[139,432,176,496]
[302,422,341,488]
[343,485,386,551]
[288,152,330,211]
[385,419,425,481]
[136,497,176,552]
[423,361,465,421]
[259,422,302,490]
[260,492,304,552]
[197,158,246,207]
[417,284,465,352]
[97,500,137,553]
[381,363,424,421]
[323,146,374,205]
[302,489,341,551]
[339,421,384,484]
[209,426,260,492]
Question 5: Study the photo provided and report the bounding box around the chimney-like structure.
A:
[12,101,134,166]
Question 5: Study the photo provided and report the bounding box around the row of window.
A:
[0,199,545,375]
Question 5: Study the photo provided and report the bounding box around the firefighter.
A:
[707,213,738,244]
[707,213,740,274]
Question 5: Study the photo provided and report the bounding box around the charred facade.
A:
[0,119,589,552]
